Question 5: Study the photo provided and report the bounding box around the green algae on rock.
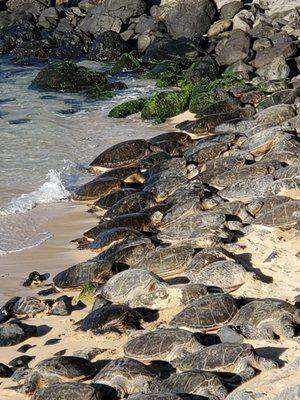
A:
[141,89,190,122]
[32,61,107,92]
[109,53,144,75]
[88,81,128,100]
[109,98,147,118]
[78,282,97,306]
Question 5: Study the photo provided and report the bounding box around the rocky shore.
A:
[0,0,300,399]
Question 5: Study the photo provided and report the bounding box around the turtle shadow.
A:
[236,252,273,283]
[255,346,287,366]
[134,308,159,323]
[36,324,52,337]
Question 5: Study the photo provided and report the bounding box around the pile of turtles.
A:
[0,89,300,400]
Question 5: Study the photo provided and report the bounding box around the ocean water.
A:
[0,56,167,254]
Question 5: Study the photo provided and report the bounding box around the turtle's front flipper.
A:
[18,371,40,394]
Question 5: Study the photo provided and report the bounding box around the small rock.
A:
[87,30,124,61]
[255,104,296,125]
[256,55,290,80]
[216,29,251,66]
[51,296,73,316]
[207,19,232,37]
[137,34,153,53]
[220,1,243,18]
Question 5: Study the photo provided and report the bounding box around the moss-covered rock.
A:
[78,282,97,306]
[188,71,244,114]
[141,89,190,122]
[109,98,147,118]
[32,61,107,92]
[141,60,191,88]
[109,53,144,75]
[88,81,128,100]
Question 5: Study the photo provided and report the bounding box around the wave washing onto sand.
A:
[1,170,70,216]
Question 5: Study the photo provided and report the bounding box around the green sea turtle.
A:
[83,211,163,240]
[97,165,144,183]
[95,237,155,266]
[181,112,243,136]
[144,158,186,180]
[53,260,114,290]
[72,177,122,201]
[258,89,300,110]
[156,370,228,399]
[92,357,160,397]
[0,297,22,324]
[261,139,300,165]
[132,243,194,279]
[187,247,235,277]
[219,175,274,202]
[199,156,245,184]
[170,293,238,332]
[193,142,229,165]
[183,133,235,163]
[77,304,142,334]
[0,320,38,346]
[18,356,96,394]
[148,132,192,147]
[240,126,284,157]
[12,296,47,318]
[143,172,188,202]
[124,328,204,362]
[229,298,300,339]
[88,140,149,172]
[213,201,252,223]
[173,343,277,382]
[93,188,138,210]
[32,382,117,400]
[89,227,143,252]
[99,269,213,310]
[138,151,171,172]
[157,211,226,247]
[104,192,156,219]
[274,166,300,180]
[253,200,300,230]
[150,140,183,156]
[210,162,279,190]
[267,178,300,199]
[128,394,203,400]
[196,99,240,117]
[187,260,253,292]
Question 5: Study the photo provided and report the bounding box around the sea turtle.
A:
[124,328,204,362]
[0,320,38,346]
[187,260,253,292]
[267,177,300,199]
[199,156,245,184]
[210,162,279,190]
[89,227,143,252]
[72,177,122,201]
[92,357,160,397]
[148,132,192,147]
[53,260,114,290]
[170,293,238,332]
[183,133,235,163]
[83,211,163,240]
[196,99,240,117]
[150,140,184,156]
[253,200,300,230]
[77,304,142,334]
[23,271,47,287]
[93,188,138,210]
[193,142,229,165]
[186,247,235,277]
[138,151,171,172]
[0,363,12,377]
[174,343,277,382]
[128,394,203,400]
[98,165,144,183]
[88,139,149,172]
[157,211,226,247]
[240,126,285,157]
[99,269,213,310]
[261,138,300,165]
[258,89,300,110]
[181,112,243,136]
[95,237,155,266]
[32,382,117,400]
[219,175,274,202]
[213,201,251,223]
[132,243,194,279]
[273,165,300,180]
[104,192,156,219]
[0,297,21,324]
[143,173,188,202]
[155,370,228,399]
[145,158,187,180]
[18,356,96,394]
[12,296,48,318]
[229,298,300,339]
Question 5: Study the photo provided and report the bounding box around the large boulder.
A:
[154,0,217,39]
[144,37,203,60]
[78,10,122,36]
[251,42,296,69]
[32,61,108,92]
[6,0,50,14]
[87,31,125,61]
[216,29,251,66]
[103,0,146,22]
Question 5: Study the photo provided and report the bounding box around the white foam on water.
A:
[1,170,70,216]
